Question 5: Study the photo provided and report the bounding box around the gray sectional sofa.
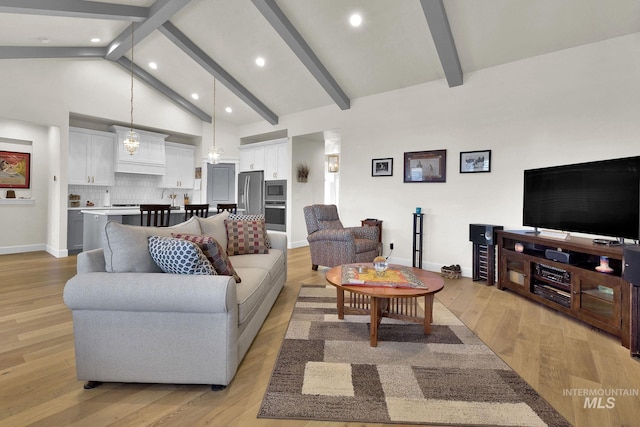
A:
[63,211,286,388]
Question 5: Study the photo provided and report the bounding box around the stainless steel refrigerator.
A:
[237,171,264,215]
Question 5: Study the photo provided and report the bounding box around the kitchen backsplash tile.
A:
[68,173,190,207]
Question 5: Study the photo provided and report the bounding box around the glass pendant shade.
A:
[208,146,224,164]
[123,130,140,156]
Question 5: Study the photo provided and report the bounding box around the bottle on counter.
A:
[103,190,111,207]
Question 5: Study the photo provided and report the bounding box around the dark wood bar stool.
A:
[140,204,172,227]
[184,203,209,221]
[216,203,237,214]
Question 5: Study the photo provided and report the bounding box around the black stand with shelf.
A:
[412,213,424,268]
[497,230,631,349]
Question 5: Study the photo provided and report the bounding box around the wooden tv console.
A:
[496,230,631,348]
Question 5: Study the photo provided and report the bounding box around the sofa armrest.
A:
[267,231,287,253]
[63,272,236,314]
[77,249,107,273]
[307,228,354,243]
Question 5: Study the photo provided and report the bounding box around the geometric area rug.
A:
[258,284,570,426]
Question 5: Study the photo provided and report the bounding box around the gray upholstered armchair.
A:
[303,204,380,270]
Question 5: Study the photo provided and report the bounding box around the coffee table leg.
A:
[423,294,434,334]
[370,297,380,347]
[336,288,345,320]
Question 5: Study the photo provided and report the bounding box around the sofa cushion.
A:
[233,267,271,326]
[103,218,202,273]
[228,213,272,248]
[172,233,241,283]
[229,249,285,282]
[225,219,269,255]
[196,211,229,249]
[148,236,216,275]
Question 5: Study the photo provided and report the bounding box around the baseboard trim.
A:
[0,243,46,255]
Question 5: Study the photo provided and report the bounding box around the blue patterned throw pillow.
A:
[148,236,216,275]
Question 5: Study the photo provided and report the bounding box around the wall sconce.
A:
[327,154,339,173]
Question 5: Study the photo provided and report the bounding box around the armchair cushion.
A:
[313,204,344,230]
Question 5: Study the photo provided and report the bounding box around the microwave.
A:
[265,180,286,201]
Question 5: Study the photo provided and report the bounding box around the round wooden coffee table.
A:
[325,264,445,347]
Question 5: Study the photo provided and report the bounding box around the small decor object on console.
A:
[596,256,614,273]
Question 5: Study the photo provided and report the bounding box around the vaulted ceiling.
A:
[1,0,639,127]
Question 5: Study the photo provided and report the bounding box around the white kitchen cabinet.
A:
[162,142,195,189]
[239,145,265,172]
[264,142,289,180]
[239,139,288,179]
[68,128,115,186]
[111,125,167,175]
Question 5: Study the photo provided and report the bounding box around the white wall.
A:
[239,33,640,274]
[291,134,325,247]
[0,58,207,256]
[0,123,50,254]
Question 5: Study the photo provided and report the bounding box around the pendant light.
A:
[208,79,224,164]
[123,22,140,155]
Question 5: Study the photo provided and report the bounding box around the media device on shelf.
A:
[523,156,640,243]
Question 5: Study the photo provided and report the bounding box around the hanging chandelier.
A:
[123,22,139,155]
[208,79,223,164]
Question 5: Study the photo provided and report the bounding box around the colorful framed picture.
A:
[372,158,393,176]
[0,150,31,188]
[460,150,491,173]
[403,150,446,183]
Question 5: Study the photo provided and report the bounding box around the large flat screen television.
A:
[523,156,640,241]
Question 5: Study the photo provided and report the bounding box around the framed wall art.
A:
[372,158,393,176]
[0,150,31,189]
[403,150,446,183]
[460,150,491,173]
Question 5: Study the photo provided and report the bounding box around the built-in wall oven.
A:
[264,180,286,231]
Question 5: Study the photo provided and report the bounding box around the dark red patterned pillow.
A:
[225,219,269,255]
[171,233,241,283]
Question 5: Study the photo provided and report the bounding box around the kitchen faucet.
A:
[161,188,177,207]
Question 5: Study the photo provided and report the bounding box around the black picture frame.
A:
[372,158,393,177]
[403,150,446,183]
[460,150,491,173]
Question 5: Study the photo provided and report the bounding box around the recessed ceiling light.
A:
[225,107,233,113]
[255,56,266,67]
[349,13,362,27]
[90,37,101,43]
[191,93,199,100]
[148,62,158,70]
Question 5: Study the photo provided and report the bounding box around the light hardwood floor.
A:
[1,248,639,426]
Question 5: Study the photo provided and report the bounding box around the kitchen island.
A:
[81,206,217,251]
